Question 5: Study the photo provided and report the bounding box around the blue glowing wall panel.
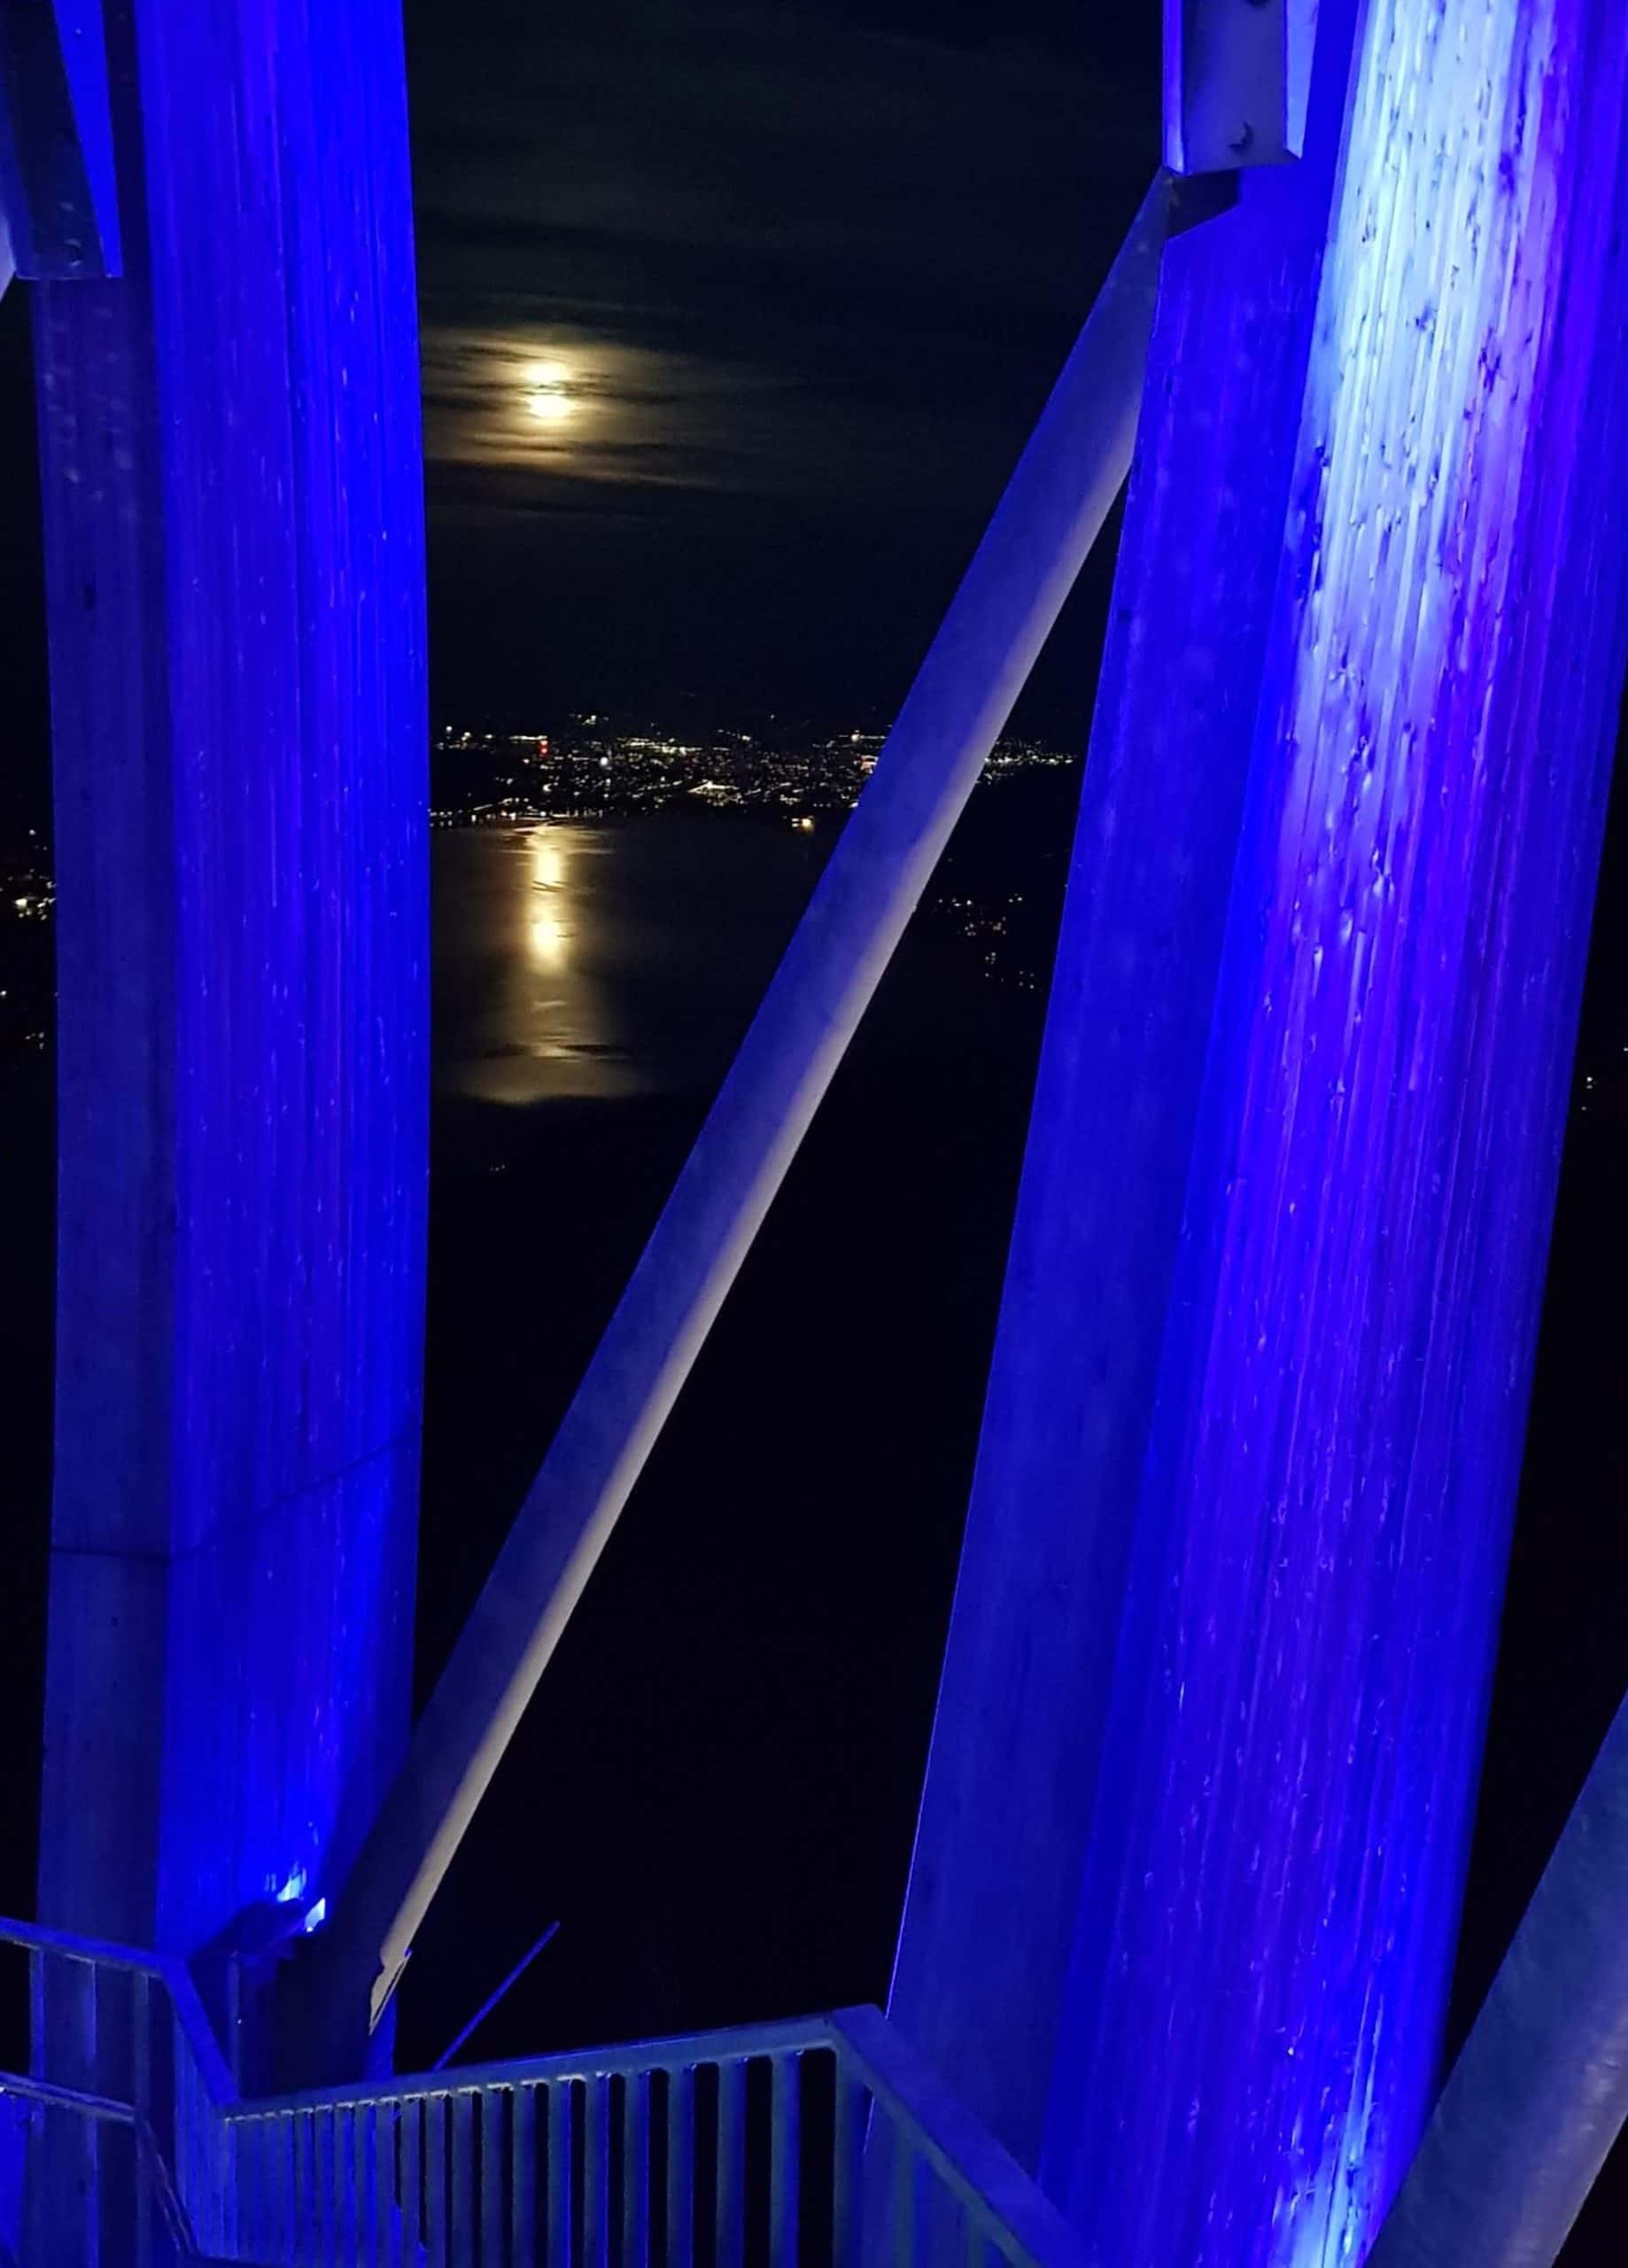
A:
[35,0,427,1967]
[1040,4,1628,2264]
[889,0,1360,2173]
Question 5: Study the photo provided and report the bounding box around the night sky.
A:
[0,0,1159,831]
[402,0,1156,726]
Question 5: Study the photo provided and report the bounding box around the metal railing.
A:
[0,1915,236,2263]
[0,2070,197,2261]
[224,2004,1085,2267]
[0,1919,1086,2267]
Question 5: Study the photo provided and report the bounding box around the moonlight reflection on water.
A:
[432,816,829,1107]
[430,795,1061,1116]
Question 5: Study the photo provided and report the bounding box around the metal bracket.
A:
[1164,0,1320,176]
[0,0,120,279]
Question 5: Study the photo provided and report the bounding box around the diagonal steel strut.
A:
[1367,1678,1628,2268]
[300,169,1188,2075]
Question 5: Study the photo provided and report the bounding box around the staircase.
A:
[0,1920,1083,2266]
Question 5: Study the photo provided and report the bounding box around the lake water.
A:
[430,802,1046,1127]
[432,813,833,1107]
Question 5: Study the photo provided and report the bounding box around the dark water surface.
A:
[407,798,1060,2067]
[434,815,826,1107]
[430,806,1034,1115]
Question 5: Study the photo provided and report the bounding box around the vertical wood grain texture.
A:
[33,0,427,1972]
[891,0,1363,2177]
[1043,2,1628,2263]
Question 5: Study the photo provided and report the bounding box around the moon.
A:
[526,360,576,426]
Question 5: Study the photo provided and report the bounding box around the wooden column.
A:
[890,0,1363,2176]
[900,10,1628,2268]
[34,0,428,2022]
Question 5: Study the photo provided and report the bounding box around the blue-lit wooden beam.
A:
[33,0,427,2077]
[1034,2,1628,2264]
[1368,1678,1628,2268]
[889,0,1361,2177]
[0,0,120,277]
